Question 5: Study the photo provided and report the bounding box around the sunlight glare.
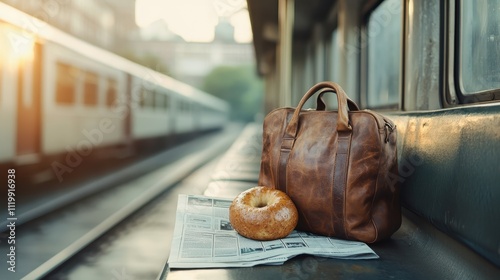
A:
[136,0,218,42]
[0,23,35,67]
[230,10,252,43]
[136,0,252,43]
[135,0,164,27]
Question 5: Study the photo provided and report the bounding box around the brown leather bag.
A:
[258,81,401,243]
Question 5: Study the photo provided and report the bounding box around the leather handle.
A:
[285,82,353,139]
[316,89,360,111]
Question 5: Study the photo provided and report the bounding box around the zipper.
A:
[360,110,396,143]
[384,120,396,143]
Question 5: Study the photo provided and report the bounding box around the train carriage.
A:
[0,3,229,184]
[42,40,128,155]
[240,0,500,278]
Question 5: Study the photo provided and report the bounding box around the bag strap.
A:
[277,82,353,238]
[316,88,360,111]
[332,131,351,239]
[285,82,353,140]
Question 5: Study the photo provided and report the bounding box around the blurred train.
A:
[247,0,500,274]
[0,3,229,183]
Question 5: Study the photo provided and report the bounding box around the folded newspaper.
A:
[168,194,379,268]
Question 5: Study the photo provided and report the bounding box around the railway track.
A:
[0,124,243,280]
[48,153,223,280]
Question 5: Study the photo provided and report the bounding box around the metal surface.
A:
[164,209,500,280]
[403,0,442,110]
[389,104,500,267]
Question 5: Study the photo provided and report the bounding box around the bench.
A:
[160,109,500,279]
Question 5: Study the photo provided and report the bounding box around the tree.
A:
[202,65,263,122]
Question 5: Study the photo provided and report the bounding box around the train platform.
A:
[0,124,246,280]
[159,123,500,280]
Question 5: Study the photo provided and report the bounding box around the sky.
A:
[135,0,252,43]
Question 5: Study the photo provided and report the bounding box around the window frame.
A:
[0,64,2,107]
[139,87,155,109]
[155,91,168,111]
[105,78,117,107]
[83,70,99,107]
[55,62,77,105]
[448,0,500,105]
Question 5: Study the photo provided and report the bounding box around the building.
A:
[1,0,138,51]
[124,18,255,88]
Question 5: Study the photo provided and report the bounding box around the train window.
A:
[83,71,98,106]
[180,100,190,112]
[139,88,154,108]
[155,92,166,110]
[106,78,117,107]
[179,100,185,111]
[55,62,76,104]
[458,0,500,96]
[164,94,170,109]
[139,89,146,107]
[366,0,402,108]
[0,66,2,105]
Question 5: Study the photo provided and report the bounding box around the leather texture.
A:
[258,81,401,243]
